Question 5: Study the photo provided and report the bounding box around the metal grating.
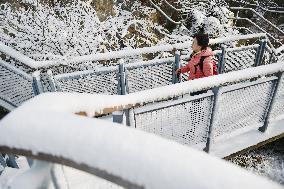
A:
[213,80,275,140]
[0,62,34,107]
[55,70,119,95]
[125,61,174,93]
[270,75,284,121]
[223,46,258,73]
[132,95,213,146]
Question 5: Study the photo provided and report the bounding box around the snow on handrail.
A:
[0,110,282,189]
[11,61,284,117]
[230,7,284,35]
[0,34,267,69]
[0,42,37,69]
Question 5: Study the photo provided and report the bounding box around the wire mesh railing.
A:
[0,60,37,110]
[125,69,284,152]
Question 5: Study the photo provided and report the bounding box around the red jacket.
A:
[181,47,214,80]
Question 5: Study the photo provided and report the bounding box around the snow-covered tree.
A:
[0,0,192,62]
[176,0,236,38]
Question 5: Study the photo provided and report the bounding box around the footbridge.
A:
[0,33,284,188]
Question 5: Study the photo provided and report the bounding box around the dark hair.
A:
[194,33,209,50]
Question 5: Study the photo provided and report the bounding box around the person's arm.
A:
[176,62,190,75]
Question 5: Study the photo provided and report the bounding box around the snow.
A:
[0,43,37,69]
[276,45,284,55]
[0,107,282,189]
[51,165,123,189]
[6,161,52,189]
[0,60,32,81]
[211,119,284,158]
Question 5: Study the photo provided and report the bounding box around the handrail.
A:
[0,111,282,189]
[148,0,181,24]
[228,17,282,47]
[230,7,284,36]
[0,43,37,69]
[161,0,182,12]
[259,7,284,14]
[0,60,33,81]
[17,61,284,117]
[0,34,267,69]
[228,0,284,13]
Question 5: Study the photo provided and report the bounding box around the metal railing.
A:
[47,41,272,96]
[228,0,284,13]
[0,34,275,109]
[230,7,284,44]
[121,64,284,153]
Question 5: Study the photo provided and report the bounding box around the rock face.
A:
[91,0,115,22]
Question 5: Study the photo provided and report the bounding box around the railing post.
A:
[255,40,267,67]
[259,72,283,132]
[113,59,126,124]
[47,70,57,92]
[6,154,19,168]
[112,111,124,124]
[32,71,44,95]
[258,40,267,66]
[172,50,181,84]
[204,87,222,153]
[118,59,126,95]
[218,46,226,74]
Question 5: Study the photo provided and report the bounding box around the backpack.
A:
[194,56,218,75]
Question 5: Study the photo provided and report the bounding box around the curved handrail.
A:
[0,91,283,188]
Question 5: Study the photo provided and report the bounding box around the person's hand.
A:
[176,68,181,75]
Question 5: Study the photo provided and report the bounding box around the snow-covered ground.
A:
[229,137,284,185]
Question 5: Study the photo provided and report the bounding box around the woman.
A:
[176,33,215,80]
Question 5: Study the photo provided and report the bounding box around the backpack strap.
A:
[194,56,208,74]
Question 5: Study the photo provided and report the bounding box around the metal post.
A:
[257,40,267,66]
[47,70,57,92]
[112,111,124,124]
[32,71,44,95]
[118,60,126,95]
[218,46,226,74]
[254,40,266,67]
[259,72,283,132]
[172,50,181,84]
[6,155,19,168]
[115,59,128,125]
[254,42,262,67]
[204,87,222,153]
